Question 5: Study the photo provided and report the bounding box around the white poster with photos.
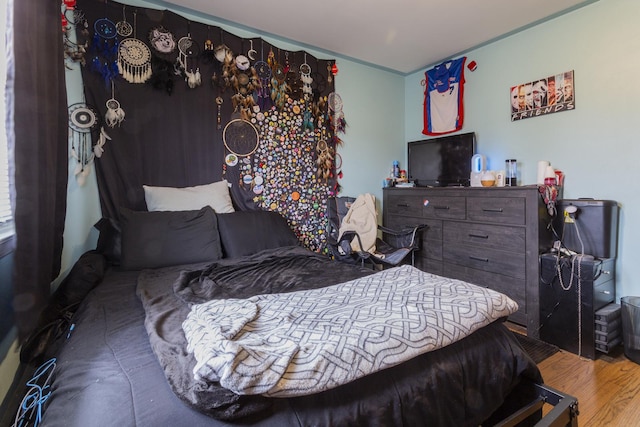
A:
[510,70,574,121]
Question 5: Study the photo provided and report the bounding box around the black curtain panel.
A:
[12,0,69,341]
[78,0,336,240]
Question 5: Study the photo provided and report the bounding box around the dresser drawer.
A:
[443,244,525,279]
[416,256,443,276]
[443,222,525,253]
[444,262,526,324]
[385,195,424,217]
[594,280,615,312]
[423,196,466,220]
[467,197,525,225]
[385,216,441,239]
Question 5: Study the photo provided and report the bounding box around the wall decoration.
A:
[422,56,466,136]
[510,70,574,121]
[68,102,110,186]
[76,0,339,253]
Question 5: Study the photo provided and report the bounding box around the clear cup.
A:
[505,159,517,186]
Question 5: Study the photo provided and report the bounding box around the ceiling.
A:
[160,0,597,75]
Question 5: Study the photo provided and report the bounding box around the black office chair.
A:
[326,196,427,268]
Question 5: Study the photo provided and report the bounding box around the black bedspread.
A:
[41,248,542,427]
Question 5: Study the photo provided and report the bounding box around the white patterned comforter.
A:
[182,265,518,397]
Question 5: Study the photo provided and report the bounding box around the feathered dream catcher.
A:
[326,87,347,193]
[90,17,119,86]
[104,81,125,127]
[177,32,202,89]
[268,49,290,110]
[62,2,89,68]
[222,43,261,121]
[254,44,273,111]
[328,91,346,133]
[222,116,260,193]
[117,11,152,84]
[68,102,110,186]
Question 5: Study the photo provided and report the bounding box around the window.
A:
[0,0,14,252]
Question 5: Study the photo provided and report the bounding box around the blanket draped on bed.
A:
[133,246,540,423]
[182,264,518,397]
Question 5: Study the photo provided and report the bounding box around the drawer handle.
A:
[600,290,611,295]
[433,205,450,210]
[396,203,410,207]
[482,208,504,213]
[469,233,489,239]
[602,270,611,275]
[469,256,489,263]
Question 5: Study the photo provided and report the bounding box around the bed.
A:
[31,205,577,427]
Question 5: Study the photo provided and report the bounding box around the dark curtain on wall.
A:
[11,0,68,341]
[78,0,335,221]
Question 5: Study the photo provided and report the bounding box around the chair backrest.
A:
[326,196,356,241]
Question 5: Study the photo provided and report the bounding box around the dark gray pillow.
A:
[120,206,222,270]
[94,217,121,265]
[216,210,299,258]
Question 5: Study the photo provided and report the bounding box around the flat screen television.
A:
[407,132,476,187]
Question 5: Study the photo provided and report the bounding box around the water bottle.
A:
[393,161,400,178]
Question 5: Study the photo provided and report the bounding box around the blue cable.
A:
[12,358,56,427]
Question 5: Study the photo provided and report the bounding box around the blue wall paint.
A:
[404,0,639,300]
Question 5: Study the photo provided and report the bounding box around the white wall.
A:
[405,0,639,299]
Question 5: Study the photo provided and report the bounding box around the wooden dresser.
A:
[383,186,552,337]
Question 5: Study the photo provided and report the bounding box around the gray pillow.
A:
[216,210,299,258]
[120,206,222,270]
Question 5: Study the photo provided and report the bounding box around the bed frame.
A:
[496,382,579,427]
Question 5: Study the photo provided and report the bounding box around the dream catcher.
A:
[328,92,347,133]
[68,102,110,186]
[62,5,89,67]
[300,57,313,98]
[254,42,272,110]
[117,11,152,84]
[90,17,119,85]
[282,52,302,99]
[223,117,260,188]
[177,31,202,89]
[104,81,125,127]
[230,70,260,120]
[315,139,335,181]
[115,6,132,37]
[270,49,289,110]
[228,42,261,119]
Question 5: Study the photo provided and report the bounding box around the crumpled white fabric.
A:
[182,265,518,397]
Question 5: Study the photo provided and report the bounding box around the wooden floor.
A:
[537,346,640,426]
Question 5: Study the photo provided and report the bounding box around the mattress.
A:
[39,247,543,426]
